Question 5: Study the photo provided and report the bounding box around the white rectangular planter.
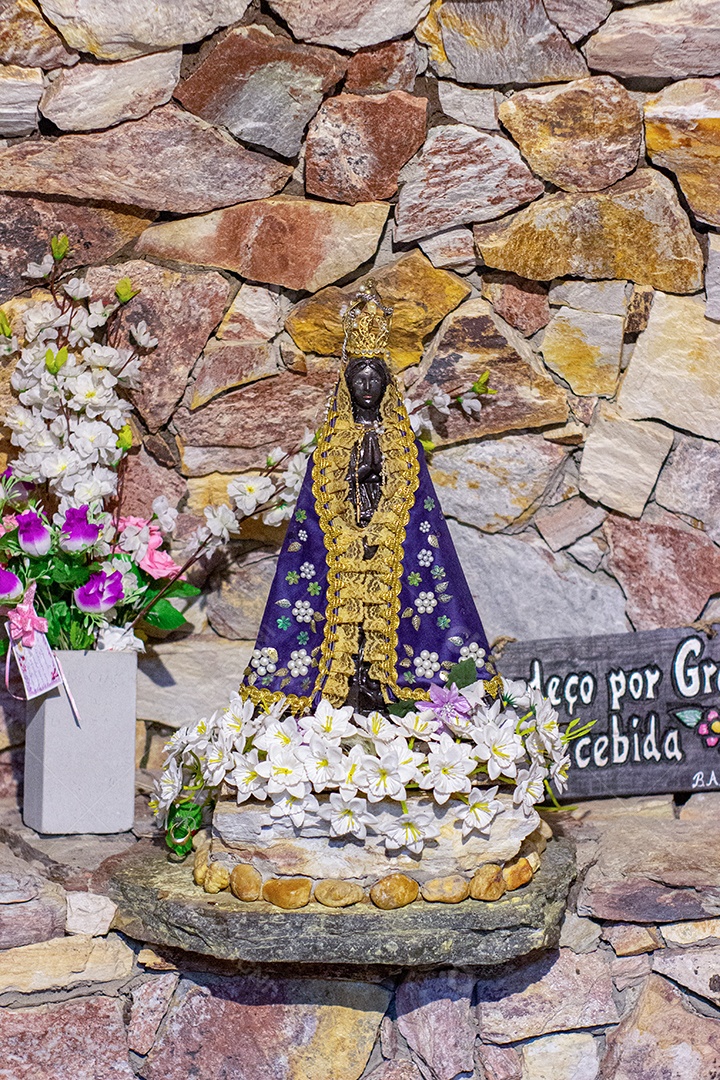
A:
[24,650,137,835]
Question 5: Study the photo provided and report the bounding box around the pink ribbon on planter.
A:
[6,584,47,648]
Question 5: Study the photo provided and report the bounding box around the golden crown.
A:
[342,281,393,359]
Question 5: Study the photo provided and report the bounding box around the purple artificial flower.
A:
[59,506,100,553]
[73,570,124,614]
[16,510,51,557]
[0,567,23,602]
[426,683,472,728]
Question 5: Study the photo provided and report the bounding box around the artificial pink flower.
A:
[0,515,17,539]
[140,542,183,580]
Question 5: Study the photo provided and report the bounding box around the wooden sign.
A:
[499,625,720,800]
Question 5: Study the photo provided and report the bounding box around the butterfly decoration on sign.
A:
[674,706,720,748]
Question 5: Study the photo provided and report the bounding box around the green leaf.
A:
[143,598,188,630]
[68,619,94,650]
[115,424,133,451]
[45,345,68,375]
[472,371,497,396]
[115,277,140,304]
[0,311,12,338]
[51,233,70,262]
[163,580,200,599]
[674,708,704,729]
[446,657,477,690]
[420,438,435,455]
[50,560,91,588]
[388,699,420,718]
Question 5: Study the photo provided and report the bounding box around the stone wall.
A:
[2,791,720,1080]
[2,0,720,706]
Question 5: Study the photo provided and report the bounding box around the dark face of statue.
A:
[347,359,388,416]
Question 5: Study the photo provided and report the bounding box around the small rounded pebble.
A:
[192,847,209,887]
[503,856,534,892]
[230,863,262,902]
[314,879,365,908]
[192,828,211,852]
[370,874,419,910]
[203,862,230,894]
[421,875,470,904]
[470,863,506,902]
[263,877,313,909]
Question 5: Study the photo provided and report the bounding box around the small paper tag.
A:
[8,627,63,700]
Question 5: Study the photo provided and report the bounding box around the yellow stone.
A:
[498,76,642,192]
[284,250,471,372]
[502,856,534,891]
[415,0,449,70]
[203,861,230,893]
[470,864,506,902]
[421,875,470,904]
[262,877,313,909]
[475,171,703,294]
[0,934,134,994]
[541,308,623,397]
[192,848,209,886]
[369,873,419,909]
[314,879,365,907]
[230,863,262,902]
[645,77,720,227]
[186,472,236,513]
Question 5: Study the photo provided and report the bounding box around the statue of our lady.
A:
[240,284,499,715]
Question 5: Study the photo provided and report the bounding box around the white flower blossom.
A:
[253,716,301,755]
[319,793,374,839]
[297,734,343,792]
[229,749,268,803]
[430,390,451,416]
[152,495,178,534]
[502,678,532,712]
[395,710,442,742]
[228,474,275,516]
[268,789,318,828]
[263,501,293,526]
[256,746,307,797]
[281,453,307,497]
[299,700,354,744]
[513,764,548,815]
[203,503,238,545]
[472,719,526,781]
[152,756,183,815]
[24,254,55,279]
[420,733,476,803]
[353,709,397,745]
[456,786,503,837]
[338,744,369,799]
[382,805,440,855]
[63,277,92,300]
[95,624,145,652]
[130,320,158,349]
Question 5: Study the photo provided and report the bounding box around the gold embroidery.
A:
[483,674,504,700]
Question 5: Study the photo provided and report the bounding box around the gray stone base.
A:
[106,838,575,966]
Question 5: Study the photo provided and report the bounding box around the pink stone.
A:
[136,196,390,293]
[120,447,188,519]
[604,514,720,630]
[482,273,550,337]
[175,26,345,159]
[128,972,179,1056]
[396,971,477,1080]
[85,260,231,432]
[0,191,152,305]
[476,1044,523,1080]
[476,949,619,1043]
[0,104,291,213]
[143,976,390,1080]
[394,125,543,243]
[266,0,431,51]
[305,91,427,204]
[544,0,612,43]
[173,369,336,450]
[190,340,280,409]
[345,39,419,94]
[0,996,134,1078]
